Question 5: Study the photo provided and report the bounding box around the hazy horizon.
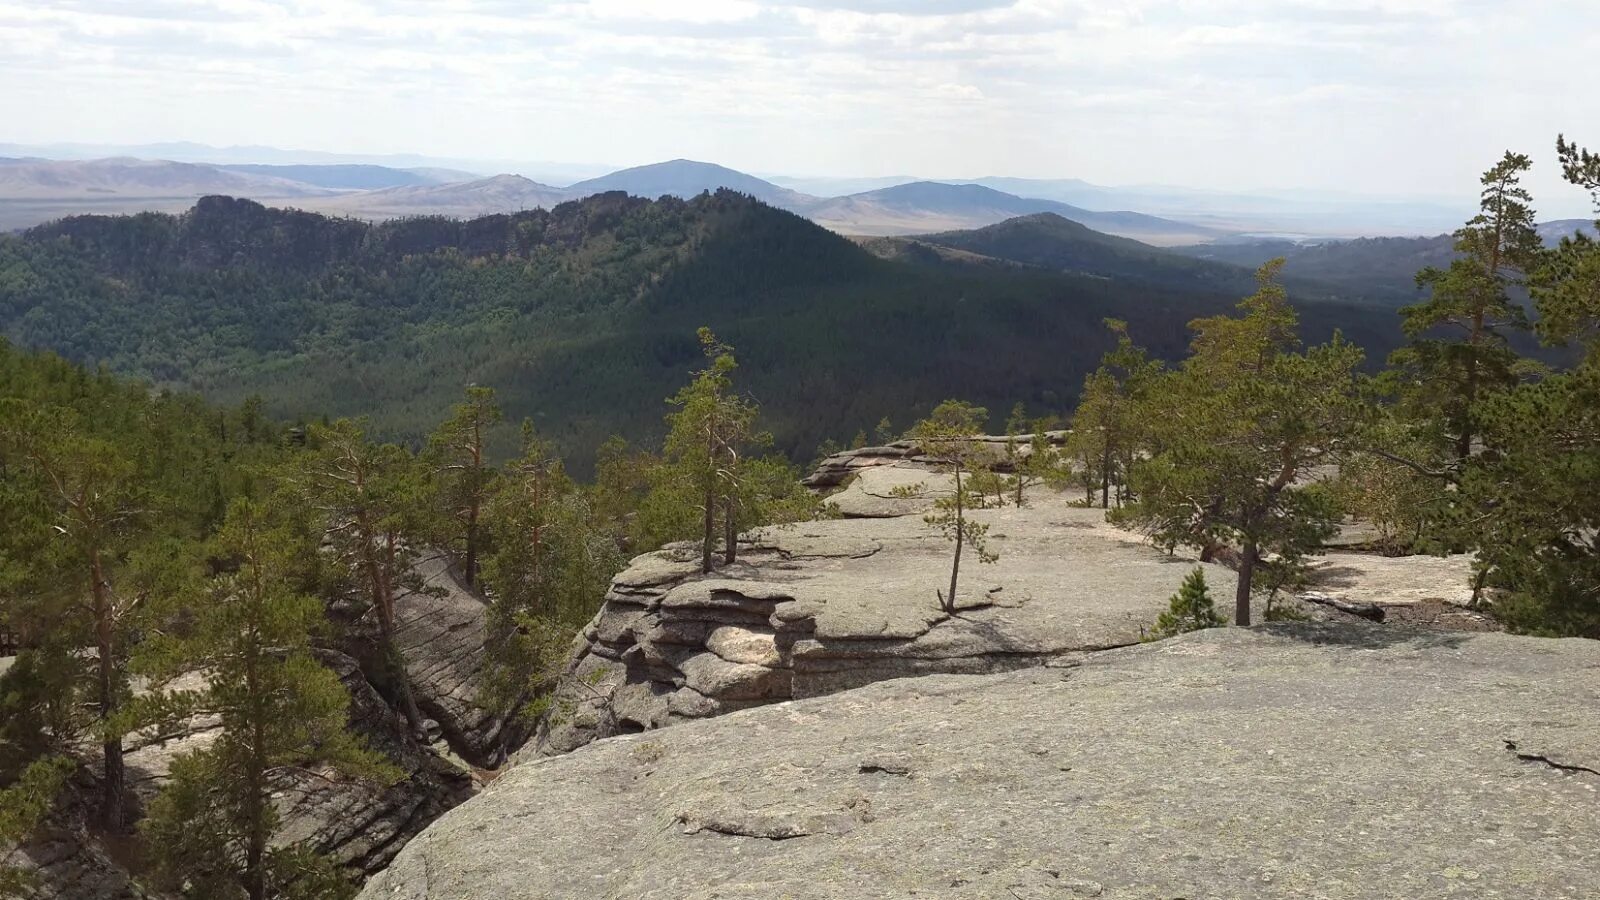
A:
[4,1,1598,217]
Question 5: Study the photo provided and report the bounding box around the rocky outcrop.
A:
[802,433,1069,491]
[263,651,475,876]
[391,554,517,765]
[4,801,150,900]
[528,473,1241,758]
[362,625,1600,899]
[530,461,1487,761]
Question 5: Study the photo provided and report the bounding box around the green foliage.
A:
[905,401,1001,613]
[296,419,430,733]
[0,754,74,895]
[1390,152,1543,465]
[423,386,503,587]
[478,427,623,728]
[1461,360,1600,636]
[0,194,1403,475]
[1117,262,1367,626]
[134,498,393,900]
[1335,416,1452,555]
[1144,568,1226,641]
[1065,319,1162,508]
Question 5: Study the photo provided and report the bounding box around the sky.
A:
[3,0,1598,210]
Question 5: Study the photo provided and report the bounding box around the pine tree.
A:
[1002,404,1029,507]
[663,329,758,573]
[298,420,429,737]
[0,755,73,895]
[1392,152,1542,466]
[1118,263,1366,626]
[1145,567,1225,640]
[424,386,503,588]
[1065,319,1162,509]
[1455,135,1600,636]
[134,498,391,900]
[874,417,896,445]
[905,401,1000,613]
[0,403,147,830]
[478,424,623,739]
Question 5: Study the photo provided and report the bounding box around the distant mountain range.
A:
[0,156,326,200]
[0,156,1224,244]
[5,149,1592,244]
[804,182,1222,245]
[302,174,570,219]
[1172,218,1596,305]
[216,163,475,190]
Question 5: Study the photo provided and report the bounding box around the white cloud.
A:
[0,0,1595,204]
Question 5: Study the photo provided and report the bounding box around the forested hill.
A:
[0,192,1404,470]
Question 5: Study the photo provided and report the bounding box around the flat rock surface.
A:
[362,625,1600,900]
[1307,552,1476,606]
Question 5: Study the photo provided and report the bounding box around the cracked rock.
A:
[363,626,1600,899]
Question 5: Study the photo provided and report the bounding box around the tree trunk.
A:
[1100,440,1112,509]
[244,646,268,900]
[464,506,479,588]
[1234,540,1258,627]
[946,468,963,613]
[369,538,425,736]
[723,494,737,565]
[701,482,716,574]
[91,552,124,832]
[243,557,268,896]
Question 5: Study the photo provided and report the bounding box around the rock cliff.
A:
[391,553,520,765]
[361,624,1600,899]
[528,462,1475,760]
[528,471,1240,759]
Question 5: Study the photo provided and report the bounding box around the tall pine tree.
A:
[134,498,391,900]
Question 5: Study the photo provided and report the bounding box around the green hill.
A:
[0,193,1405,472]
[904,212,1259,293]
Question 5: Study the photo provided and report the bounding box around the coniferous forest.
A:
[0,189,1407,472]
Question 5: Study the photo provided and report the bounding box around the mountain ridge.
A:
[1,193,1404,470]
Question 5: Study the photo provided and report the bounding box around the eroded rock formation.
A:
[391,554,521,765]
[528,471,1239,758]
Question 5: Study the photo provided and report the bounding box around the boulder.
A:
[361,625,1600,900]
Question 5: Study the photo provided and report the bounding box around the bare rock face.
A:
[361,625,1600,900]
[3,807,150,900]
[527,475,1238,759]
[801,433,1069,493]
[391,554,518,765]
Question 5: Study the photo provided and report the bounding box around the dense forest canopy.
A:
[0,191,1405,472]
